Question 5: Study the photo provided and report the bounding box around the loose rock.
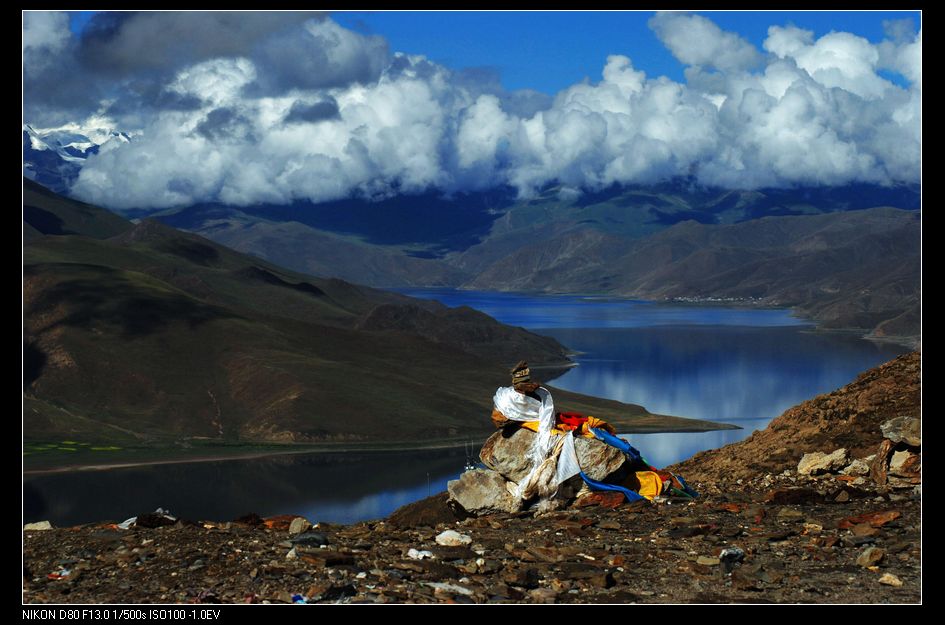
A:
[797,449,849,476]
[888,450,920,479]
[842,458,872,477]
[856,547,885,567]
[878,573,903,587]
[448,469,520,516]
[870,440,895,486]
[880,417,920,447]
[435,530,472,547]
[406,549,434,560]
[288,517,312,535]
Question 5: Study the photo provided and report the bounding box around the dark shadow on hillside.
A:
[648,208,717,225]
[24,205,75,235]
[28,266,236,338]
[156,239,221,266]
[24,340,46,389]
[153,187,518,251]
[235,266,326,297]
[572,184,625,208]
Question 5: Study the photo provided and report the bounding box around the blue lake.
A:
[23,290,909,526]
[397,289,908,468]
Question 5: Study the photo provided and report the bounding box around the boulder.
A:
[289,517,312,535]
[574,436,631,481]
[479,429,533,482]
[479,428,627,482]
[797,448,849,476]
[880,417,921,447]
[889,450,921,479]
[448,469,520,515]
[388,492,464,529]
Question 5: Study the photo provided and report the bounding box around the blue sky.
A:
[69,10,920,94]
[333,11,920,92]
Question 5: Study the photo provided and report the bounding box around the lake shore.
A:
[23,410,739,475]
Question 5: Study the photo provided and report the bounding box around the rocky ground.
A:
[22,353,921,605]
[21,479,920,604]
[669,352,921,485]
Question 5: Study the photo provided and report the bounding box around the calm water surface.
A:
[24,290,908,525]
[397,290,907,468]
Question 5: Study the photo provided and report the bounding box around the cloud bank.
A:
[23,11,921,210]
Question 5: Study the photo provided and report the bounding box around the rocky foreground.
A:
[22,353,921,604]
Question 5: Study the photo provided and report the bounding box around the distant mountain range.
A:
[146,182,919,344]
[25,178,713,449]
[22,128,921,345]
[468,207,921,344]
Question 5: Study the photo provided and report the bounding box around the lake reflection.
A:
[400,289,908,469]
[24,448,466,527]
[542,325,905,425]
[24,290,910,526]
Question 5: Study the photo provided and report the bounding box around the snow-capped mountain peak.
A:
[23,119,132,194]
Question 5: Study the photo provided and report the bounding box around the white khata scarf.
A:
[492,385,557,498]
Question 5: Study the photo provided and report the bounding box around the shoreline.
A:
[24,419,739,475]
[22,439,480,476]
[441,287,919,350]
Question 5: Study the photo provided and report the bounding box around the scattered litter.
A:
[117,508,178,530]
[719,546,745,573]
[720,547,745,563]
[24,521,53,531]
[291,594,308,604]
[47,568,71,580]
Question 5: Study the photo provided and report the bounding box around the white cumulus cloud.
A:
[44,13,920,211]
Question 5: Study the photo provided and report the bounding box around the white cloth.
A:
[493,385,564,499]
[493,385,556,467]
[514,432,584,501]
[555,431,582,485]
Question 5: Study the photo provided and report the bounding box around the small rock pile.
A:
[796,415,920,499]
[447,427,639,516]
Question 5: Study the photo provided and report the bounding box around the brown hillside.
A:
[669,351,920,485]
